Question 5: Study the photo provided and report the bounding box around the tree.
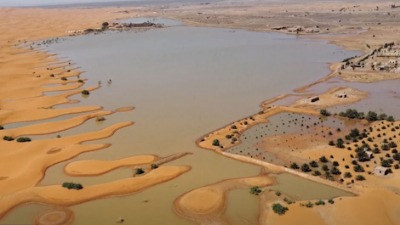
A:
[290,162,299,169]
[319,156,328,163]
[336,138,345,148]
[151,164,158,169]
[102,22,109,30]
[331,167,341,175]
[212,139,220,146]
[320,109,331,116]
[272,203,288,215]
[366,111,378,122]
[250,186,262,195]
[301,164,311,172]
[354,164,365,172]
[355,175,366,181]
[344,172,352,178]
[135,168,145,175]
[309,160,319,168]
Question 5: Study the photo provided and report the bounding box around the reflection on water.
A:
[1,20,358,225]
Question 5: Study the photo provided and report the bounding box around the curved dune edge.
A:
[0,166,191,218]
[1,110,113,137]
[65,155,159,176]
[174,175,274,224]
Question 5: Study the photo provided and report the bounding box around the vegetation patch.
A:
[62,182,83,190]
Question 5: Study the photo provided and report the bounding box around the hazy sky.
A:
[0,0,131,7]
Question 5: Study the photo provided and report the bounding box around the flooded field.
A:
[1,19,358,225]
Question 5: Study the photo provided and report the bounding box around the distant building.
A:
[310,96,320,103]
[377,49,400,57]
[374,166,390,176]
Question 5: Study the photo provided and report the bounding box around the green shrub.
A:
[62,182,83,190]
[319,156,328,163]
[212,139,220,146]
[16,137,31,142]
[3,136,14,141]
[151,164,158,169]
[250,186,262,195]
[309,160,319,168]
[315,200,325,206]
[305,201,314,208]
[320,109,331,116]
[301,164,311,172]
[275,191,281,196]
[135,168,145,175]
[355,175,366,181]
[81,90,90,95]
[290,162,299,169]
[272,203,288,215]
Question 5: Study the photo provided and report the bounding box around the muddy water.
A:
[1,20,358,225]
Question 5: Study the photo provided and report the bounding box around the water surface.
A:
[1,20,358,225]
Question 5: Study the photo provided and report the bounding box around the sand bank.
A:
[0,6,191,222]
[0,166,190,218]
[65,155,159,176]
[174,175,274,225]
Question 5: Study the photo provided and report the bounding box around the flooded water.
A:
[1,19,358,225]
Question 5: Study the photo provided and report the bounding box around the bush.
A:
[319,156,328,163]
[328,199,335,204]
[331,167,341,175]
[3,136,14,141]
[250,186,262,195]
[275,191,281,196]
[81,90,90,95]
[231,125,237,129]
[354,165,365,172]
[151,164,158,169]
[135,168,145,175]
[355,175,366,181]
[366,111,378,122]
[313,170,322,176]
[16,137,31,142]
[309,160,319,168]
[0,125,4,130]
[315,200,325,206]
[61,77,68,81]
[320,109,331,116]
[225,134,233,139]
[344,172,352,178]
[212,139,220,146]
[290,162,299,169]
[305,201,314,208]
[78,79,84,83]
[272,203,288,215]
[301,164,312,172]
[336,138,345,148]
[62,182,83,190]
[328,140,335,146]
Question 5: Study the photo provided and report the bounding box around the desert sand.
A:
[1,1,400,225]
[0,6,190,221]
